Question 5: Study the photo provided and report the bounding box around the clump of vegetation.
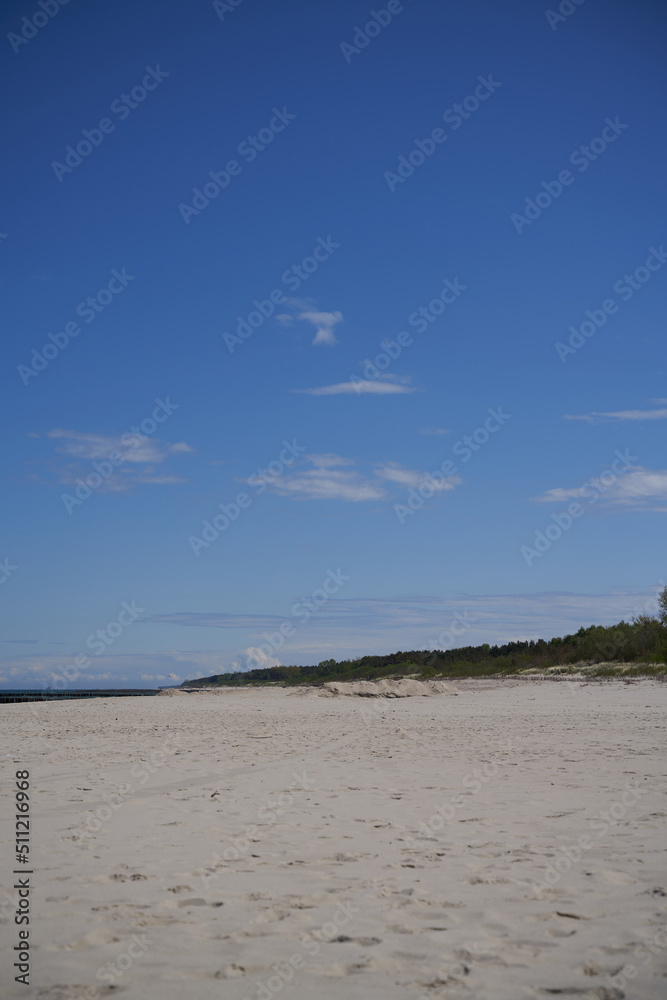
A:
[183,588,667,688]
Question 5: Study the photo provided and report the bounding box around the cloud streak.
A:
[4,587,664,686]
[533,468,667,512]
[270,453,387,502]
[293,375,416,396]
[564,407,667,422]
[374,461,460,492]
[44,429,193,492]
[253,454,462,504]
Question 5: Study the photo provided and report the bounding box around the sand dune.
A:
[1,680,666,999]
[319,678,458,697]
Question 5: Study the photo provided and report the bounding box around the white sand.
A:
[1,680,666,999]
[318,678,458,697]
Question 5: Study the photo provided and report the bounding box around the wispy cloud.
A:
[419,427,450,435]
[142,591,665,647]
[6,587,664,686]
[564,407,667,422]
[533,467,667,512]
[306,453,354,468]
[0,650,226,688]
[47,429,192,462]
[298,309,343,346]
[293,375,417,396]
[257,454,461,503]
[276,298,343,345]
[44,429,193,491]
[144,612,288,629]
[270,453,387,502]
[374,461,460,492]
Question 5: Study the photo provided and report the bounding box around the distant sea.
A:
[0,689,160,703]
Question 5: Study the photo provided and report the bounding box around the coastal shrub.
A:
[183,602,667,687]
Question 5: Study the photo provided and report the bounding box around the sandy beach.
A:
[2,679,666,999]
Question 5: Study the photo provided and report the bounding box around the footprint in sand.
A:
[215,964,246,978]
[331,935,382,946]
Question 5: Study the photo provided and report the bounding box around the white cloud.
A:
[564,408,667,422]
[45,429,192,492]
[48,429,190,463]
[270,454,387,502]
[275,299,343,345]
[419,427,450,435]
[533,467,667,512]
[284,297,313,310]
[260,454,462,504]
[0,650,230,688]
[298,309,343,346]
[229,647,281,671]
[293,375,416,396]
[375,461,460,492]
[306,453,354,468]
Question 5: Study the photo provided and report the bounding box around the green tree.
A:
[658,584,667,626]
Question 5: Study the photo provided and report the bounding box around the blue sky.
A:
[1,0,666,687]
